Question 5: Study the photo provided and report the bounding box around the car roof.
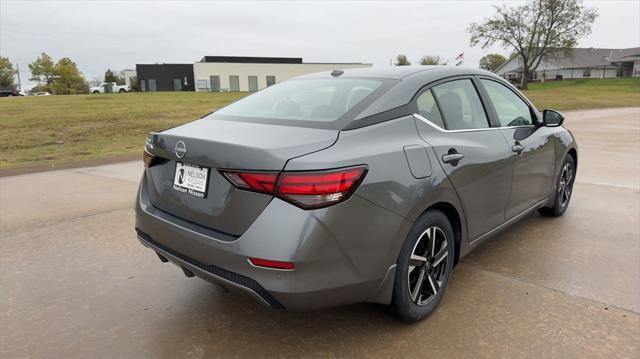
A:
[295,66,496,80]
[296,66,441,79]
[282,66,510,130]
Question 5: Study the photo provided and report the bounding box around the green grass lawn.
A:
[0,92,247,169]
[1,78,639,170]
[523,77,640,110]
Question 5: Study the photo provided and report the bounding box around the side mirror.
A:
[543,109,564,127]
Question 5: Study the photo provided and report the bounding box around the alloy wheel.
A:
[407,226,449,306]
[558,162,574,208]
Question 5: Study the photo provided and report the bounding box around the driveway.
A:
[1,108,639,358]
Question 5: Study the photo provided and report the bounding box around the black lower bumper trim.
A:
[135,228,284,309]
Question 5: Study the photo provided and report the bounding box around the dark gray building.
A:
[136,64,195,92]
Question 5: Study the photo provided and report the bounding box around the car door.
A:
[413,78,513,241]
[478,78,556,219]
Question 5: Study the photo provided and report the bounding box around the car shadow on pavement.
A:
[143,281,414,357]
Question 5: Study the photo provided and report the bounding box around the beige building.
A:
[193,56,371,92]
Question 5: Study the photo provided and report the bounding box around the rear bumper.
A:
[135,174,411,310]
[136,229,283,308]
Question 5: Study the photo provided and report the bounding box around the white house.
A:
[495,47,640,82]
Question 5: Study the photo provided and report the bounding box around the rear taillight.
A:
[220,171,279,193]
[143,149,156,167]
[220,165,367,209]
[276,166,367,209]
[143,138,157,167]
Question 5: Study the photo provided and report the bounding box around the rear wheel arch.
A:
[421,202,462,266]
[549,147,577,206]
[567,148,577,170]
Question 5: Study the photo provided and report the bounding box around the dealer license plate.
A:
[173,162,209,198]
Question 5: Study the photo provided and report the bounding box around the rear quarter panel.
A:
[284,115,469,278]
[545,126,578,207]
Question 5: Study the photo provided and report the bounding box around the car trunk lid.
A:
[144,118,338,237]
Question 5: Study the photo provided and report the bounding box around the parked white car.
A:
[30,92,52,96]
[90,82,130,94]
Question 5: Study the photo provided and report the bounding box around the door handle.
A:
[442,153,464,164]
[512,144,525,154]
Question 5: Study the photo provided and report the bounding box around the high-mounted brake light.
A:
[220,165,367,209]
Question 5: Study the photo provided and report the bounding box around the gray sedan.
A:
[135,67,577,322]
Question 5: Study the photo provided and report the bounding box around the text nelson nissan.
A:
[135,67,577,322]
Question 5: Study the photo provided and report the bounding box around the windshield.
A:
[215,78,383,123]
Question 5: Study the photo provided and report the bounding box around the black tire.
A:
[92,90,100,94]
[391,209,455,322]
[119,89,126,93]
[539,155,576,217]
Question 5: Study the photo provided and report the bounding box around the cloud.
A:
[2,0,638,89]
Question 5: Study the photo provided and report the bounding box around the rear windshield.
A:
[213,78,385,128]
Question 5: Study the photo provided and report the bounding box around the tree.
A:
[0,57,15,89]
[28,52,57,89]
[468,0,597,89]
[395,54,411,66]
[28,53,88,94]
[419,55,448,66]
[128,76,138,91]
[479,53,507,72]
[104,68,117,83]
[51,58,88,94]
[114,70,130,86]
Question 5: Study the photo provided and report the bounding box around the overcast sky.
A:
[2,0,638,89]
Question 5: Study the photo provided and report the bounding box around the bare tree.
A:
[468,0,597,89]
[89,77,102,87]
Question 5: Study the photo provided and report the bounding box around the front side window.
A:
[215,78,382,123]
[432,79,489,130]
[416,89,445,128]
[481,79,533,127]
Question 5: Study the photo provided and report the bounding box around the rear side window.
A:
[432,79,489,130]
[416,90,445,128]
[481,79,533,127]
[215,78,382,122]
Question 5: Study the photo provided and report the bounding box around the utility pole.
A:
[16,63,21,90]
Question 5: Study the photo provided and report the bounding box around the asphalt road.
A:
[1,108,639,358]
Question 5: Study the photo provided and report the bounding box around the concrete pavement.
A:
[1,108,639,358]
